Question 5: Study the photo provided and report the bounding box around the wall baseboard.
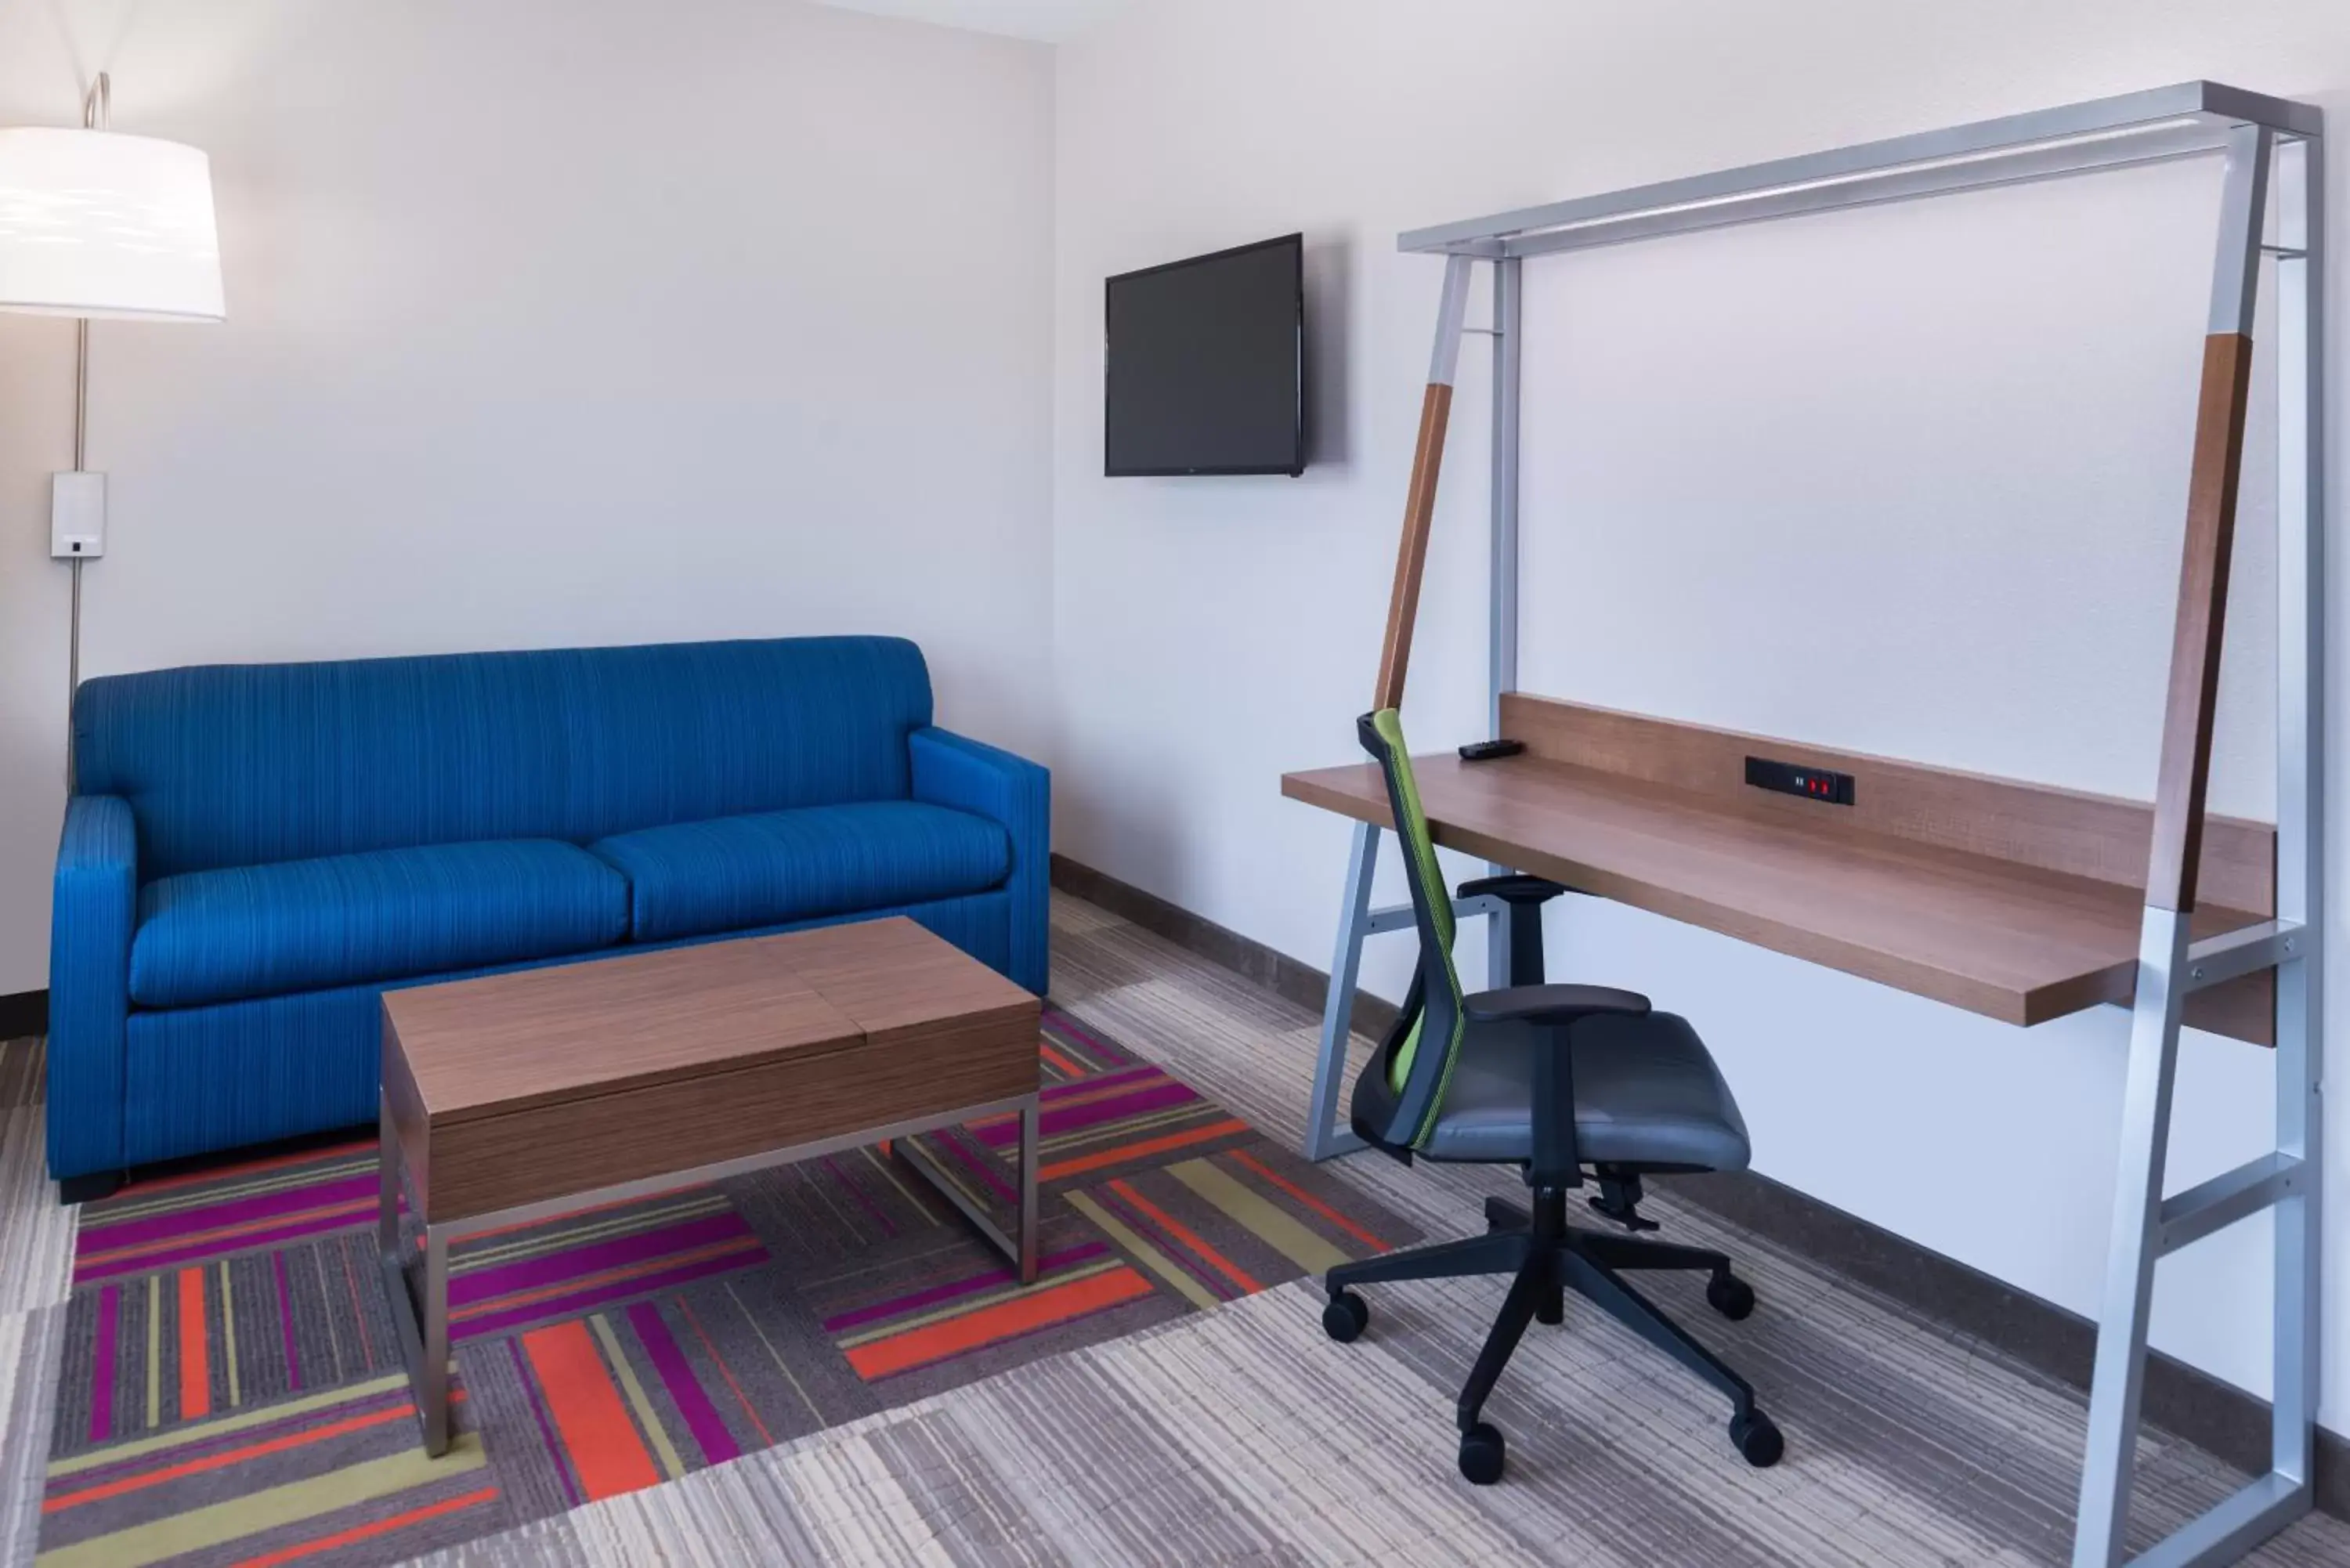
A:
[1050,854,1401,1040]
[0,989,45,1041]
[1049,854,2346,1520]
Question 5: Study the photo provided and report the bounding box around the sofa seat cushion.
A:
[591,802,1010,943]
[130,840,631,1010]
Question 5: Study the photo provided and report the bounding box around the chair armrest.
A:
[908,727,1050,995]
[1466,983,1649,1028]
[1456,873,1576,905]
[49,795,138,1182]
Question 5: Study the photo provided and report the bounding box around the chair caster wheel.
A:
[1706,1273,1756,1321]
[1459,1421,1506,1485]
[1729,1410,1784,1468]
[1322,1290,1368,1343]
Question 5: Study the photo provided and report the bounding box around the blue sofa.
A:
[48,636,1048,1193]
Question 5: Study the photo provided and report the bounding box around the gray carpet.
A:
[3,894,2345,1566]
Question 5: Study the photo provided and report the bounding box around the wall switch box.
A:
[51,471,106,559]
[1744,754,1855,806]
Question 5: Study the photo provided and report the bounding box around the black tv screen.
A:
[1105,234,1304,477]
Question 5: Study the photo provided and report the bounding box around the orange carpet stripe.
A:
[1041,1118,1247,1180]
[1107,1179,1262,1293]
[42,1391,466,1511]
[78,1198,377,1269]
[176,1267,210,1422]
[845,1266,1152,1379]
[110,1141,373,1201]
[450,1236,761,1324]
[1228,1150,1389,1251]
[1037,1042,1088,1078]
[522,1321,660,1501]
[229,1484,501,1568]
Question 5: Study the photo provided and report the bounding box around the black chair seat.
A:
[1419,1009,1751,1169]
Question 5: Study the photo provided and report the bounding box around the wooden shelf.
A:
[1282,750,2269,1037]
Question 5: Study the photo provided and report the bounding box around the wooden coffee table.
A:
[376,916,1041,1456]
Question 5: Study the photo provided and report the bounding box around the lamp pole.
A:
[64,73,110,792]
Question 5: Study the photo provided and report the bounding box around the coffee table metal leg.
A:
[378,1104,452,1458]
[897,1093,1043,1286]
[1019,1097,1039,1285]
[420,1230,450,1455]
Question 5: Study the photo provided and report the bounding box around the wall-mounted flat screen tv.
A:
[1105,233,1304,477]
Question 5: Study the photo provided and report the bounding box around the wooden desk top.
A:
[1282,750,2266,1033]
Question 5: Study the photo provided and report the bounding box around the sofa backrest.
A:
[74,637,934,880]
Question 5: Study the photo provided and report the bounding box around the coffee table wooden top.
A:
[384,916,1037,1126]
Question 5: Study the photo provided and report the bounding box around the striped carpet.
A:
[5,891,2349,1565]
[20,1004,1412,1566]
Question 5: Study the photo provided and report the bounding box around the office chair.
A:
[1321,708,1782,1484]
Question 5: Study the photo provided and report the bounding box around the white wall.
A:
[1051,0,2350,1433]
[0,0,1056,995]
[5,0,2345,1447]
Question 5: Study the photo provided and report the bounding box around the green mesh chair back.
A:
[1357,709,1468,1151]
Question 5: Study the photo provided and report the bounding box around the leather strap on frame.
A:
[2145,331,2255,914]
[1372,382,1455,711]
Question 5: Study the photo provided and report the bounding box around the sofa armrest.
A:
[49,795,137,1182]
[909,727,1050,995]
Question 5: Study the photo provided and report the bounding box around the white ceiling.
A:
[812,0,1131,44]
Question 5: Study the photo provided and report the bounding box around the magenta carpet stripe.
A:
[1038,1064,1161,1103]
[628,1302,737,1464]
[76,1208,376,1283]
[78,1172,377,1254]
[931,1127,1016,1202]
[976,1080,1198,1147]
[819,1241,1110,1333]
[88,1286,117,1444]
[449,1210,751,1307]
[1043,1010,1123,1064]
[452,1248,759,1343]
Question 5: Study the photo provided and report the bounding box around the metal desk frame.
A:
[1302,82,2325,1568]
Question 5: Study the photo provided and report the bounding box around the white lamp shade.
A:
[0,127,223,322]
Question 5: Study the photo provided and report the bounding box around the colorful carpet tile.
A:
[38,1006,1417,1567]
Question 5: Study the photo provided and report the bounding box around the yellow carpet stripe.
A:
[46,1373,410,1478]
[143,1275,161,1429]
[1170,1158,1349,1275]
[725,1281,822,1424]
[832,1258,1126,1350]
[218,1259,240,1408]
[34,1433,486,1568]
[1064,1191,1219,1310]
[591,1311,684,1480]
[1038,1103,1206,1154]
[858,1143,927,1212]
[83,1162,375,1227]
[450,1195,729,1274]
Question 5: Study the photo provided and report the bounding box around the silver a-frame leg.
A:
[1303,819,1513,1162]
[1304,821,1379,1162]
[2071,121,2325,1568]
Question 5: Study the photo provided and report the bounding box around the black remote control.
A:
[1458,739,1525,762]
